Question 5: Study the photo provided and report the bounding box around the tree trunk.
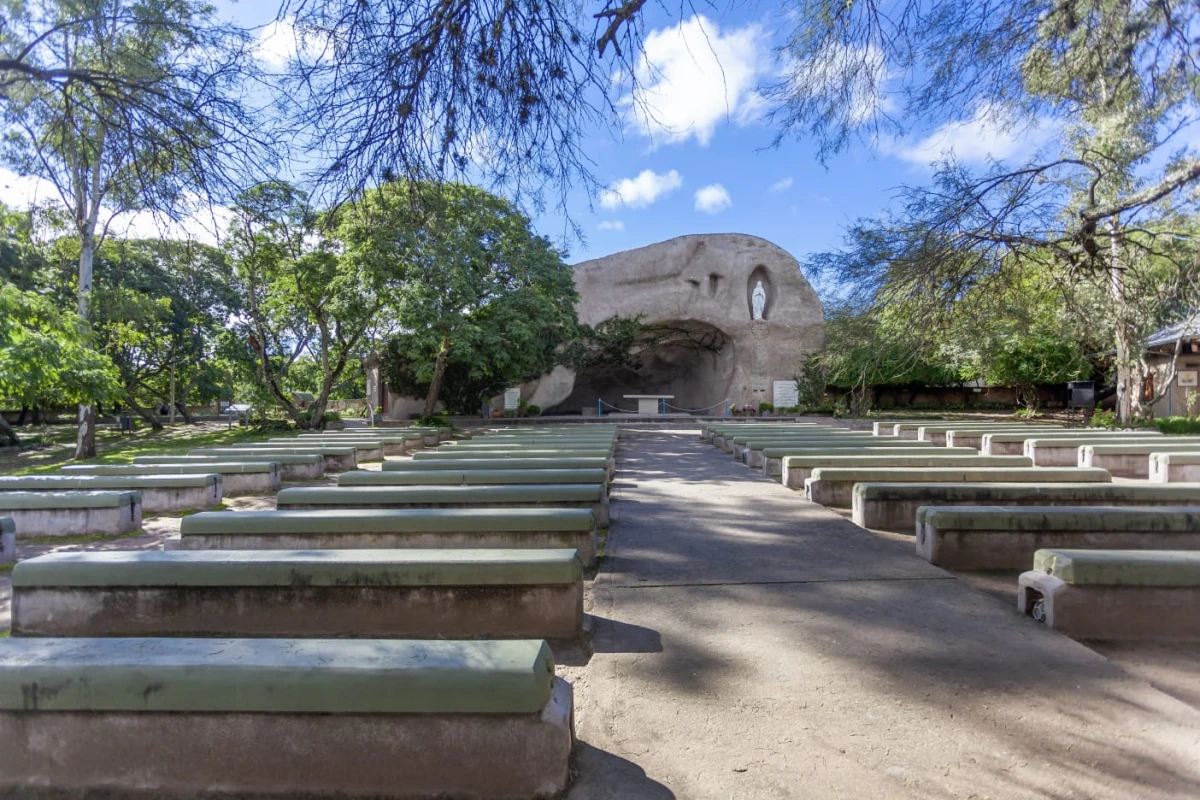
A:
[126,395,164,430]
[423,336,451,417]
[73,224,97,459]
[1108,219,1141,423]
[0,415,19,447]
[16,406,28,426]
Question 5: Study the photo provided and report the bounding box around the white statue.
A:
[751,280,766,320]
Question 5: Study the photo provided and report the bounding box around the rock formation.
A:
[525,233,825,414]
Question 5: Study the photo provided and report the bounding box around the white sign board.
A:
[773,380,799,408]
[1179,371,1198,388]
[503,387,522,410]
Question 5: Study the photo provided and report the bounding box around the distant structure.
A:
[522,233,825,415]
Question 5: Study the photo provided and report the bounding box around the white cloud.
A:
[255,18,325,68]
[597,220,625,232]
[889,107,1051,167]
[0,167,59,208]
[625,15,769,147]
[770,177,794,192]
[694,183,732,214]
[781,42,893,130]
[599,169,683,210]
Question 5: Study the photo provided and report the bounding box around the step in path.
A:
[566,428,1200,799]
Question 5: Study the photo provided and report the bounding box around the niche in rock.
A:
[747,266,774,321]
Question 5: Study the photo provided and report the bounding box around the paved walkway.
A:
[568,429,1200,799]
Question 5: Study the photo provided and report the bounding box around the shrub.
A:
[415,413,449,427]
[1089,409,1118,429]
[1147,416,1200,435]
[1014,408,1039,419]
[525,404,541,417]
[502,410,517,418]
[759,403,775,413]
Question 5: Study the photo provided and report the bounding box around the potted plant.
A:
[759,402,775,417]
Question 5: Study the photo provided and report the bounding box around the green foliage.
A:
[759,403,774,413]
[1089,410,1118,429]
[525,404,542,417]
[366,182,578,414]
[415,413,449,427]
[0,282,121,411]
[1144,417,1200,435]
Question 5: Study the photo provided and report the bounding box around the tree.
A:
[227,181,385,428]
[775,0,1200,421]
[1,0,264,456]
[0,281,120,445]
[278,0,654,212]
[358,182,578,416]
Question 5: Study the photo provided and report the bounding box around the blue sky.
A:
[1,0,1050,288]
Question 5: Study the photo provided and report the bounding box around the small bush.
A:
[759,403,775,413]
[502,410,518,418]
[1147,416,1200,435]
[415,413,449,427]
[249,419,293,433]
[525,404,542,417]
[1089,409,1118,429]
[1014,408,1039,419]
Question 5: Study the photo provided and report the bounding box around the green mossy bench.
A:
[729,434,877,461]
[915,506,1200,570]
[0,491,142,537]
[11,548,584,641]
[1025,436,1200,467]
[0,475,220,514]
[196,446,357,471]
[943,427,1063,449]
[0,637,572,798]
[889,422,1056,441]
[277,484,610,526]
[1019,549,1200,641]
[386,456,614,480]
[852,481,1200,533]
[63,462,280,495]
[341,467,608,495]
[1150,452,1200,483]
[918,424,1062,447]
[761,445,962,477]
[980,430,1161,456]
[742,438,937,468]
[413,449,614,466]
[268,438,384,461]
[780,455,1031,488]
[806,467,1111,508]
[1,517,13,564]
[292,435,419,456]
[1079,443,1200,478]
[137,454,323,481]
[178,508,599,566]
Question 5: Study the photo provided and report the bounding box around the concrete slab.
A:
[567,429,1200,799]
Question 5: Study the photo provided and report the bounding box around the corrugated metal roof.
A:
[1146,315,1200,348]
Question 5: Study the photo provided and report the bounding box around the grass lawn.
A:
[0,422,281,476]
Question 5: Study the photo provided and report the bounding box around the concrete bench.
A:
[137,454,323,481]
[268,438,384,461]
[63,462,280,495]
[710,426,834,448]
[386,456,615,480]
[179,508,599,566]
[730,434,876,461]
[781,455,1032,488]
[0,475,220,514]
[1080,443,1200,478]
[293,435,418,456]
[918,425,1061,446]
[1026,436,1200,467]
[341,468,609,496]
[852,481,1200,533]
[806,467,1110,507]
[11,548,584,641]
[317,430,439,446]
[277,484,610,526]
[981,430,1161,456]
[1150,452,1200,483]
[1,517,13,564]
[0,637,572,798]
[413,449,613,463]
[196,447,357,471]
[0,491,142,537]
[1019,549,1200,640]
[744,438,937,468]
[443,442,615,454]
[945,428,1063,449]
[915,506,1200,570]
[761,445,963,477]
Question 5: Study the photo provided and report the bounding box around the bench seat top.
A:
[300,432,426,439]
[1152,453,1200,463]
[782,455,1030,468]
[340,468,608,486]
[1033,549,1200,586]
[763,445,944,457]
[0,475,218,489]
[181,508,596,535]
[853,482,1200,501]
[0,638,554,714]
[62,463,274,475]
[984,432,1165,443]
[264,441,381,452]
[918,505,1200,531]
[383,457,610,471]
[810,467,1111,482]
[0,490,139,510]
[13,548,581,587]
[1082,443,1200,455]
[198,447,356,456]
[412,450,611,460]
[277,484,603,505]
[137,454,322,465]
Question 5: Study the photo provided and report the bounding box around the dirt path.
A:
[567,428,1200,799]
